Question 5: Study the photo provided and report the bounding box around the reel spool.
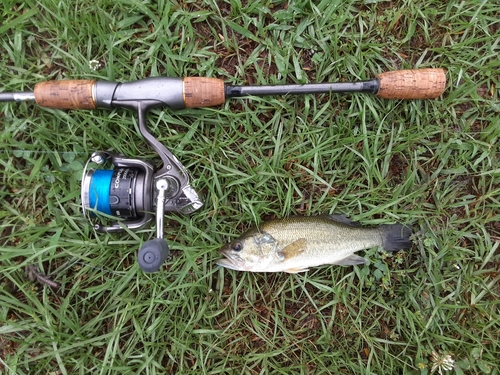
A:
[81,152,154,233]
[81,102,202,273]
[83,168,142,219]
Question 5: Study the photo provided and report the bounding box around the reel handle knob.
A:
[138,239,170,272]
[137,178,171,272]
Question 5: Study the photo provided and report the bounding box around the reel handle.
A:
[138,178,171,272]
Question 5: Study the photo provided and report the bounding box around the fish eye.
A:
[232,242,243,252]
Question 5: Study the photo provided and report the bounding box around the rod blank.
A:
[0,92,35,102]
[225,80,379,98]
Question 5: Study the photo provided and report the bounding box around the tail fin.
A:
[380,224,413,252]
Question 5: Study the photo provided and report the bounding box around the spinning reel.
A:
[81,101,202,272]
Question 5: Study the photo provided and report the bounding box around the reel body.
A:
[82,154,154,233]
[81,100,203,272]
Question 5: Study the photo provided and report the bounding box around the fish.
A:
[216,215,412,273]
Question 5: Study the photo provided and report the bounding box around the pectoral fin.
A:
[332,254,368,266]
[277,238,307,261]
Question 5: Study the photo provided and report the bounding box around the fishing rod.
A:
[1,68,446,272]
[0,68,446,109]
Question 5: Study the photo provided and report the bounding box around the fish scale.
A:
[259,217,385,272]
[217,215,412,273]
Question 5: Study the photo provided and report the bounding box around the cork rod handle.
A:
[33,80,96,109]
[183,77,226,108]
[376,68,446,99]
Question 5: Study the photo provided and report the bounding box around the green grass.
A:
[1,0,499,374]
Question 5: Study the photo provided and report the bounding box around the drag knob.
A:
[138,239,170,272]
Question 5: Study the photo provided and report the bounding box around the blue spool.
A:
[88,170,113,215]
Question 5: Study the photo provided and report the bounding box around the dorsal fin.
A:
[326,214,362,227]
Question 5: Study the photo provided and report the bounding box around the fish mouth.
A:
[216,249,244,271]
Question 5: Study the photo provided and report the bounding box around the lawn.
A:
[0,0,499,374]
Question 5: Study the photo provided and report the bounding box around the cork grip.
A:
[33,80,96,109]
[376,68,446,99]
[183,77,226,108]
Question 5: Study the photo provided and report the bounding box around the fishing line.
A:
[51,259,210,279]
[1,150,106,155]
[87,169,113,215]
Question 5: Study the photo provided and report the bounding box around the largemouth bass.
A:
[216,215,412,273]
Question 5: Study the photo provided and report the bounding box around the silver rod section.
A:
[0,92,36,102]
[155,179,169,239]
